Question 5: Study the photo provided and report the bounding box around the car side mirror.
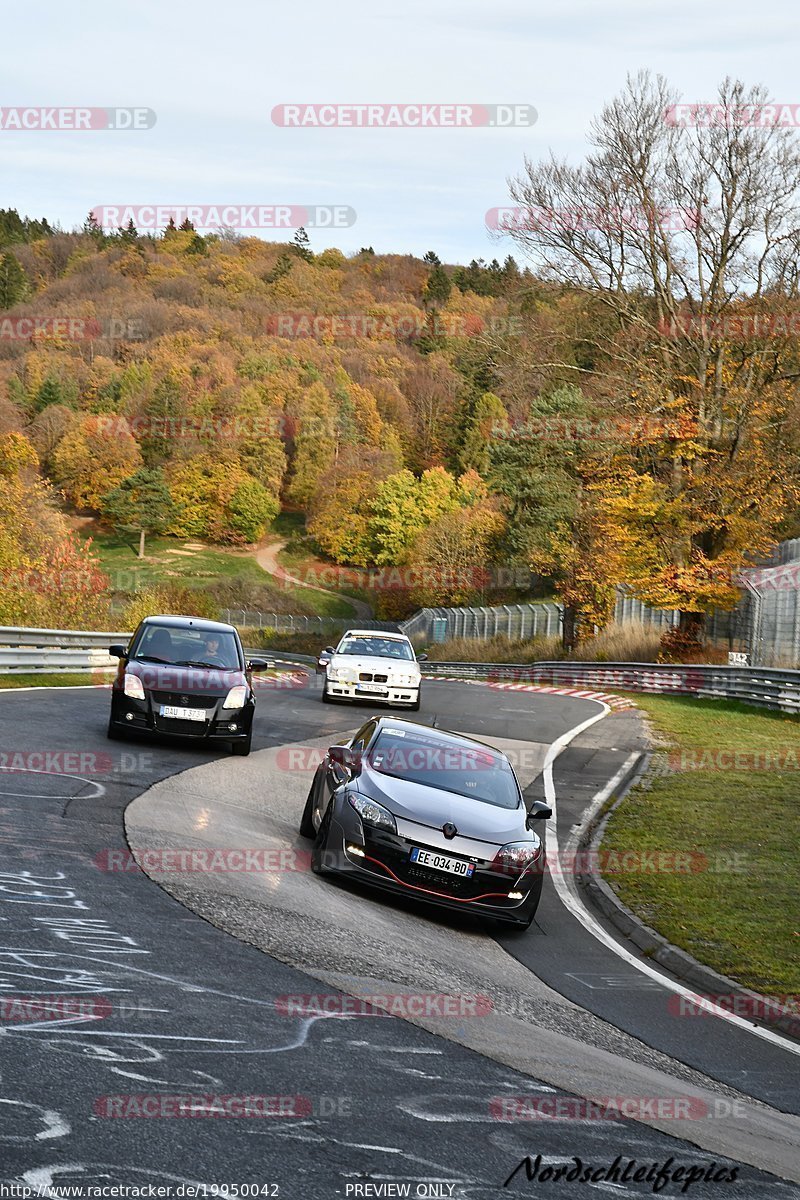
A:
[328,744,358,772]
[416,652,428,662]
[323,646,335,654]
[109,645,128,659]
[248,658,273,671]
[527,801,552,822]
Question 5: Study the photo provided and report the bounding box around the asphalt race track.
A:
[1,672,799,1199]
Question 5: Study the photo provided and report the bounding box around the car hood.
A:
[330,654,419,676]
[123,660,247,695]
[359,769,525,844]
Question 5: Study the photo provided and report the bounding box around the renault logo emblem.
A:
[442,822,457,840]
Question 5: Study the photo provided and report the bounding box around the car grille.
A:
[359,672,388,683]
[151,691,219,709]
[153,715,210,736]
[364,834,499,900]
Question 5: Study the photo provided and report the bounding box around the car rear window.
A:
[368,729,520,809]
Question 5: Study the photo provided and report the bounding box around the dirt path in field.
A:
[255,539,373,619]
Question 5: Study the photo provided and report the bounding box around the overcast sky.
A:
[1,0,797,264]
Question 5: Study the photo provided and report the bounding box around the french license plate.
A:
[356,683,388,694]
[160,705,206,722]
[410,847,474,877]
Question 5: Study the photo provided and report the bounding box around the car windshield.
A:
[131,625,241,671]
[337,637,414,661]
[368,730,520,809]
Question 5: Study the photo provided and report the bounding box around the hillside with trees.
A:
[2,74,800,649]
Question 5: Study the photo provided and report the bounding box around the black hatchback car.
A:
[107,615,271,755]
[299,716,551,928]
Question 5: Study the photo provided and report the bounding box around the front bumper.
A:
[326,677,420,705]
[109,689,254,742]
[322,800,543,925]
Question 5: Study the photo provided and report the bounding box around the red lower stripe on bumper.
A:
[359,853,511,904]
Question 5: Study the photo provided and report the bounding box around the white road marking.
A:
[543,701,800,1058]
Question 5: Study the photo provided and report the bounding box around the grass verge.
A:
[602,694,800,994]
[0,673,111,689]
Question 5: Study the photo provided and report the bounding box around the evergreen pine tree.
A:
[0,252,27,309]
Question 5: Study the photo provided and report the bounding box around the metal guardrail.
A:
[0,625,129,648]
[0,626,130,675]
[0,647,121,675]
[420,660,800,715]
[2,626,800,716]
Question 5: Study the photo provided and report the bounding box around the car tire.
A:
[408,688,421,712]
[321,679,334,704]
[107,716,126,741]
[311,802,333,874]
[299,773,319,838]
[231,730,252,756]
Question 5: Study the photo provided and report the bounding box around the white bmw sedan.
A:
[322,630,426,710]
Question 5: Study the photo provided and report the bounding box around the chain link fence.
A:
[219,539,800,667]
[220,610,399,636]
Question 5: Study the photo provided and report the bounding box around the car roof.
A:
[370,716,510,760]
[141,615,238,635]
[340,630,410,641]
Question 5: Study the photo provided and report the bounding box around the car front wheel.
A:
[311,803,333,874]
[107,715,126,741]
[299,772,320,838]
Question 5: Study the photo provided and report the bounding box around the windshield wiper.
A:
[136,655,172,664]
[173,659,229,670]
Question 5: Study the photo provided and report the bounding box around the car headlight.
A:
[123,673,145,700]
[493,839,543,876]
[348,792,397,834]
[393,673,419,686]
[330,667,353,682]
[222,685,248,709]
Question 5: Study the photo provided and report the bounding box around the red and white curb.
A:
[425,676,635,710]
